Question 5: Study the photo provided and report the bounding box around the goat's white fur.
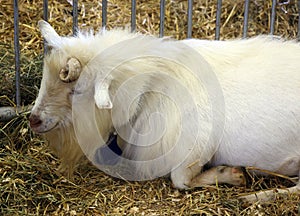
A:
[31,21,300,199]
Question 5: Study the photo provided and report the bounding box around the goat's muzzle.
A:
[29,114,43,129]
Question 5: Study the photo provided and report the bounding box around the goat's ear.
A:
[38,20,62,49]
[94,79,113,109]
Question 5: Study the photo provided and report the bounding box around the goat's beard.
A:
[44,120,84,178]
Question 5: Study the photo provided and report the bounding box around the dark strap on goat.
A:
[94,131,122,166]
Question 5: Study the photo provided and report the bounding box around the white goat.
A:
[30,20,300,202]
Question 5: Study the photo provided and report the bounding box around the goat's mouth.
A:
[30,121,59,134]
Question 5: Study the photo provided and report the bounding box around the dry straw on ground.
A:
[1,0,300,215]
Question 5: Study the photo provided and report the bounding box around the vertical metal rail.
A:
[43,0,48,54]
[102,0,107,27]
[13,0,21,107]
[187,0,193,38]
[215,0,222,40]
[242,0,250,38]
[131,0,136,32]
[159,0,166,38]
[298,0,300,40]
[72,0,78,35]
[270,0,277,35]
[43,0,48,21]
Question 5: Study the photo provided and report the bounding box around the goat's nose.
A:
[29,114,43,128]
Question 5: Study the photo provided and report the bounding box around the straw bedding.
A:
[0,0,299,215]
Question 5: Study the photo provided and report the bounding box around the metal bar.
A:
[131,0,136,32]
[298,0,300,40]
[215,0,222,40]
[242,0,250,39]
[102,0,107,27]
[72,0,78,35]
[270,0,277,35]
[43,0,48,54]
[13,0,21,107]
[159,0,166,38]
[187,0,193,38]
[43,0,48,21]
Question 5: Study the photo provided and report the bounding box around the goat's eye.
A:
[69,88,81,95]
[70,89,75,95]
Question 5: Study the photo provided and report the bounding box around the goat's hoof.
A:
[227,166,247,186]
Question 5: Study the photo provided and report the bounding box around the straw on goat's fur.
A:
[1,0,300,215]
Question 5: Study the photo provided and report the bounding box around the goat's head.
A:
[30,20,115,135]
[29,21,84,134]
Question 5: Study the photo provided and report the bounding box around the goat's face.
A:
[29,20,87,134]
[29,52,82,134]
[29,20,114,135]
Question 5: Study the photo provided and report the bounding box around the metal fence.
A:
[12,0,300,107]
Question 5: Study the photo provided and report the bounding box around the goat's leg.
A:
[171,161,202,189]
[187,166,246,188]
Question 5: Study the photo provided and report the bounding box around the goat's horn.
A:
[59,57,82,83]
